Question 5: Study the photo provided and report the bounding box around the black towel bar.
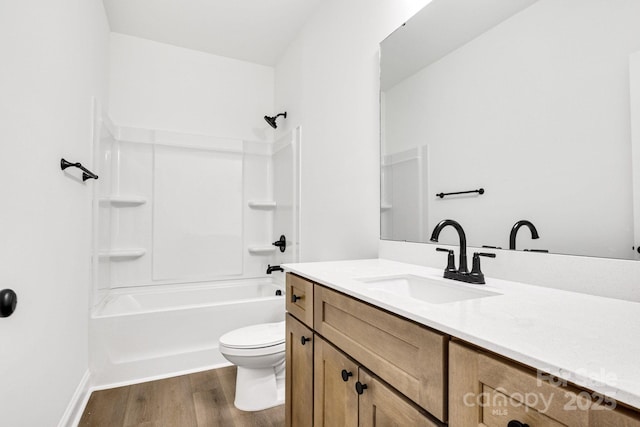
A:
[60,158,98,181]
[436,188,484,199]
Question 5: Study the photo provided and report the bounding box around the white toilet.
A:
[218,321,286,411]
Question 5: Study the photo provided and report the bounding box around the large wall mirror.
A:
[380,0,640,260]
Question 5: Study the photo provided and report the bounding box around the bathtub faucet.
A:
[266,264,284,274]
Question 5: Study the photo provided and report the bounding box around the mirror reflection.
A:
[380,0,640,260]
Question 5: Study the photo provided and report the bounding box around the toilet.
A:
[218,321,286,411]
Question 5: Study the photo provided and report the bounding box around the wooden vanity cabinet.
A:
[286,272,640,426]
[285,313,314,427]
[314,336,439,427]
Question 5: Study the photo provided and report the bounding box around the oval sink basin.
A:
[356,274,500,304]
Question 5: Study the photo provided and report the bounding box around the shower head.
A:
[264,112,287,129]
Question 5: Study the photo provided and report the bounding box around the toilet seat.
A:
[219,321,285,349]
[219,341,285,357]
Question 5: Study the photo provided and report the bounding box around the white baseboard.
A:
[58,370,92,427]
[91,361,232,391]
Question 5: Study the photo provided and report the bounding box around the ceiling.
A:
[102,0,322,66]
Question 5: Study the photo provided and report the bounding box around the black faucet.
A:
[469,252,496,284]
[509,220,539,250]
[430,219,468,273]
[431,219,495,284]
[266,264,284,274]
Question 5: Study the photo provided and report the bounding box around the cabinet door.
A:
[358,370,440,427]
[449,341,590,427]
[285,314,313,427]
[314,337,359,427]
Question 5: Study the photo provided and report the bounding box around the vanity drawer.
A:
[450,341,590,426]
[286,273,314,328]
[314,285,447,422]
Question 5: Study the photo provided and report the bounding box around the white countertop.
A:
[283,258,640,410]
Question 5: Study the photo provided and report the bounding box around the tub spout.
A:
[266,264,284,274]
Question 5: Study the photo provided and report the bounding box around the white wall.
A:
[0,0,109,425]
[274,0,431,262]
[109,33,275,142]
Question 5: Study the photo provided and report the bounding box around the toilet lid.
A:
[219,321,285,349]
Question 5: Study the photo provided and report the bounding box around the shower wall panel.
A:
[272,128,301,273]
[152,146,243,280]
[109,141,153,287]
[96,123,115,292]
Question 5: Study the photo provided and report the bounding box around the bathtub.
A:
[89,279,285,388]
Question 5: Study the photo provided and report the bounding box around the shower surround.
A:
[90,112,300,387]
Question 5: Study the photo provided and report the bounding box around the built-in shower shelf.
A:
[99,196,147,207]
[248,200,277,209]
[99,249,147,259]
[247,246,276,255]
[380,204,392,211]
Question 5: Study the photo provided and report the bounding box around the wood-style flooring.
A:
[79,366,284,427]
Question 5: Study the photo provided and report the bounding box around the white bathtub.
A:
[89,279,285,388]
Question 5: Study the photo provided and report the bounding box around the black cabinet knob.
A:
[0,289,17,318]
[300,336,311,345]
[355,381,368,395]
[291,294,301,303]
[507,421,529,427]
[341,369,353,382]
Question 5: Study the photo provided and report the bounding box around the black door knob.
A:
[0,289,17,318]
[300,336,311,345]
[291,294,301,303]
[507,421,529,427]
[355,381,368,395]
[341,369,353,382]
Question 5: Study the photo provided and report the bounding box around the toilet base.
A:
[233,362,285,411]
